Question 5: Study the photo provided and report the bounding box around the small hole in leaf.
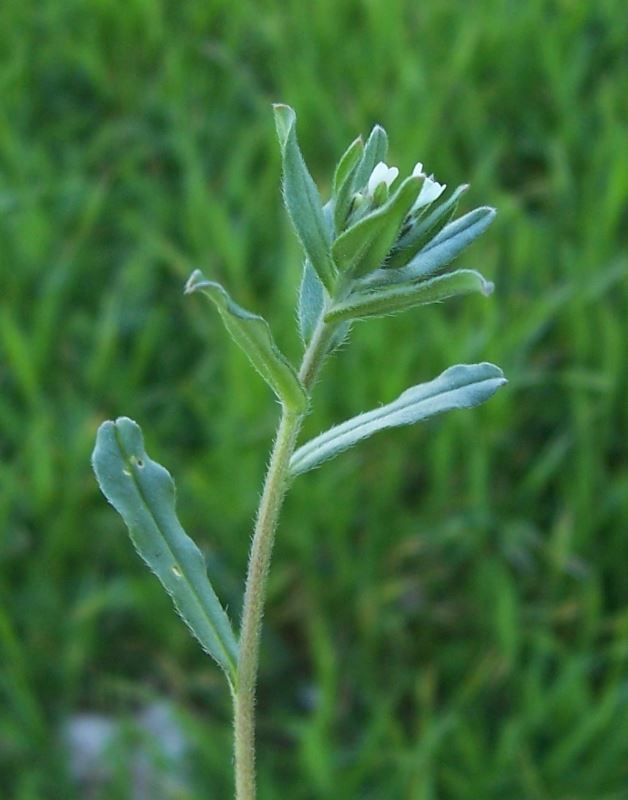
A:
[136,458,144,468]
[172,565,182,578]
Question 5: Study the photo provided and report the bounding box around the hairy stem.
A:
[234,317,334,800]
[234,410,301,800]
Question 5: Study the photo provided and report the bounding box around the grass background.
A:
[1,0,627,797]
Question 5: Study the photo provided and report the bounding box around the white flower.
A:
[367,161,399,197]
[411,162,446,210]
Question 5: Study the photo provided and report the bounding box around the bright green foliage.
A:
[291,364,506,476]
[92,103,504,797]
[2,2,626,798]
[92,418,238,684]
[186,270,307,413]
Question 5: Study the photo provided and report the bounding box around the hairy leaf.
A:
[332,176,422,278]
[351,124,389,192]
[333,136,364,196]
[186,270,307,413]
[298,259,325,345]
[374,207,496,286]
[273,104,336,291]
[290,364,506,476]
[333,136,364,232]
[387,184,470,268]
[325,269,494,323]
[92,418,239,684]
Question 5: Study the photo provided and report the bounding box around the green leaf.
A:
[332,136,364,232]
[290,363,506,476]
[273,104,336,292]
[92,418,239,684]
[351,124,389,192]
[298,259,325,344]
[332,176,422,278]
[333,135,364,195]
[386,184,470,268]
[376,207,496,285]
[297,257,351,353]
[186,270,307,413]
[325,269,494,323]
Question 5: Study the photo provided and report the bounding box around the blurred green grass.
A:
[1,0,627,797]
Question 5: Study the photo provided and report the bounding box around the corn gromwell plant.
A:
[92,104,506,799]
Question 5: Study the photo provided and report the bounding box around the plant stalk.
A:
[234,317,334,800]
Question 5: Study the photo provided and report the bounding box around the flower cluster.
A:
[366,160,446,211]
[273,105,496,331]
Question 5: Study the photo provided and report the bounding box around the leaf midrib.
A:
[112,424,238,682]
[291,376,499,472]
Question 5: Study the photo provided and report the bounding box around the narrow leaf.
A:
[332,176,422,278]
[273,104,336,292]
[186,270,307,413]
[333,136,364,232]
[92,417,239,683]
[333,136,364,195]
[350,124,389,192]
[386,184,469,268]
[298,259,325,344]
[290,363,506,476]
[395,207,497,284]
[325,269,494,323]
[298,257,351,351]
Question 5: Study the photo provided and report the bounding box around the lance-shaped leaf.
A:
[332,176,422,278]
[297,258,352,353]
[298,258,325,344]
[290,363,506,477]
[325,269,494,323]
[334,137,364,195]
[364,206,496,290]
[186,270,307,413]
[332,136,364,232]
[92,417,239,684]
[386,184,470,268]
[351,124,389,192]
[273,104,336,292]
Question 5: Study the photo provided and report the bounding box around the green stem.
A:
[297,312,334,389]
[234,318,334,800]
[234,410,300,800]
